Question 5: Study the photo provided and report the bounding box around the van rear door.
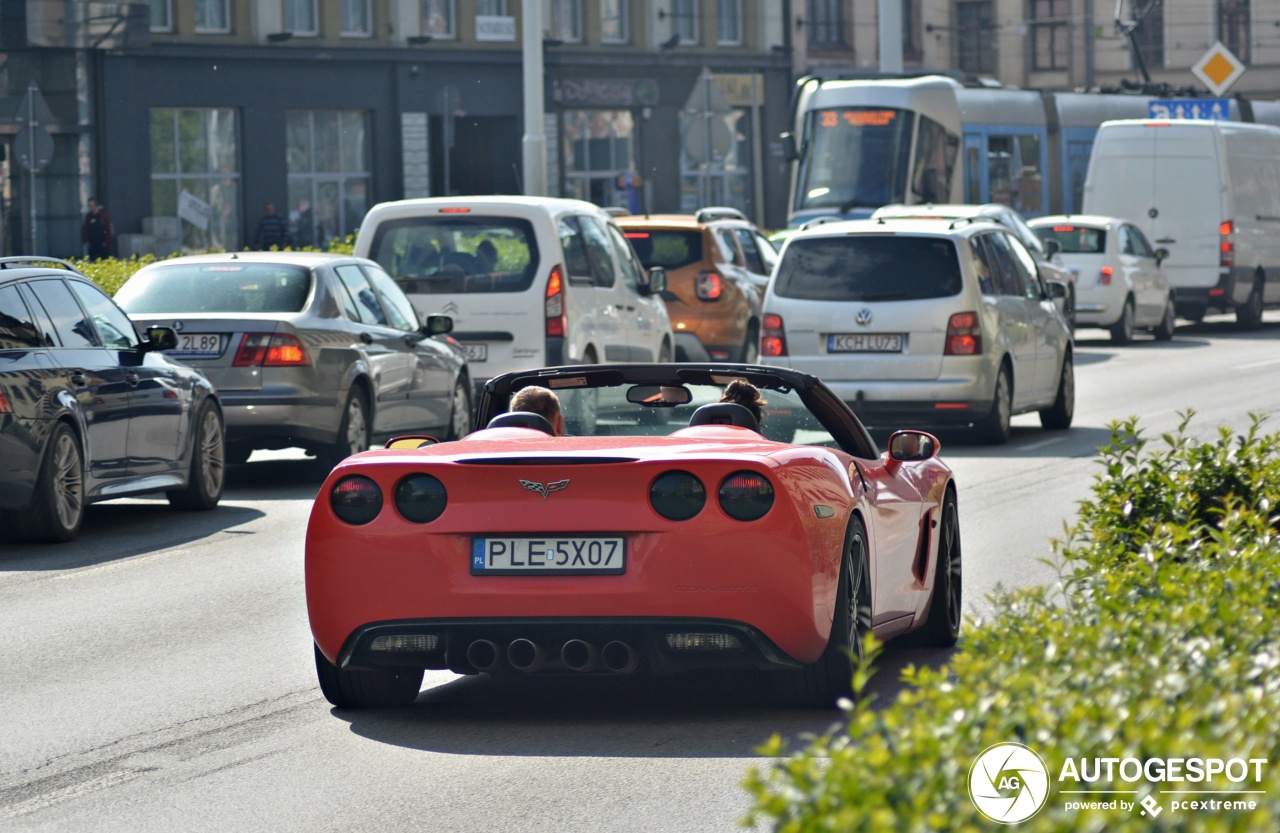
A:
[1151,125,1223,291]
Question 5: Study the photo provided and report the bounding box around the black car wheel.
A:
[168,400,225,510]
[975,366,1012,445]
[314,643,423,708]
[1236,279,1264,331]
[905,492,962,647]
[446,377,471,441]
[320,388,370,471]
[1039,353,1074,430]
[740,322,760,364]
[15,422,85,543]
[1110,297,1135,345]
[1153,294,1177,341]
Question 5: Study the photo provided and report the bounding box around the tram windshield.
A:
[796,107,914,213]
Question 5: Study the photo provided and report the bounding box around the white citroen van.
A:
[1083,118,1280,328]
[354,197,673,398]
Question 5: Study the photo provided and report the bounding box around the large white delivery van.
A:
[1083,118,1280,329]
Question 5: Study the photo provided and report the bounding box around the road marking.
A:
[1238,358,1280,371]
[1020,436,1068,451]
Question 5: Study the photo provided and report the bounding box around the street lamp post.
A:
[521,0,548,196]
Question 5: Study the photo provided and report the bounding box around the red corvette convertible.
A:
[306,363,961,708]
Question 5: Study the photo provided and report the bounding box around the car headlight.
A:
[650,470,706,521]
[718,471,774,521]
[395,473,448,523]
[330,475,383,525]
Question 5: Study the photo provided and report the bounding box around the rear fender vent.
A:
[455,456,640,465]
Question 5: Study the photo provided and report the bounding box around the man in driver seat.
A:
[510,386,565,437]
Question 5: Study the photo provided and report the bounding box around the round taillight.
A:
[719,471,774,521]
[330,475,383,525]
[650,471,706,521]
[395,473,448,523]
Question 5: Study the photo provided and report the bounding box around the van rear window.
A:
[625,231,704,270]
[773,236,962,301]
[1034,226,1105,254]
[366,217,539,294]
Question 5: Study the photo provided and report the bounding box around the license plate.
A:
[461,342,488,362]
[168,334,223,356]
[827,333,904,353]
[471,536,625,575]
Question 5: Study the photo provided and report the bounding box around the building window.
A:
[422,0,455,37]
[955,1,995,74]
[672,0,698,44]
[341,0,372,36]
[1131,0,1163,70]
[287,111,372,249]
[195,0,230,32]
[150,108,240,251]
[1219,0,1249,64]
[806,0,846,49]
[602,0,627,43]
[1031,0,1068,71]
[547,0,582,41]
[717,0,742,45]
[150,0,171,30]
[903,0,923,63]
[477,0,507,12]
[285,0,318,35]
[562,110,635,208]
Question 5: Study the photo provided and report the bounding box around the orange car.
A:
[618,208,776,363]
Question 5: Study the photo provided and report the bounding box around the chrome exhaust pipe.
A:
[466,639,501,673]
[507,638,547,673]
[601,641,639,674]
[561,639,600,672]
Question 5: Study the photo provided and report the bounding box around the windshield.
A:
[795,107,914,213]
[115,263,312,314]
[773,235,962,302]
[364,216,539,294]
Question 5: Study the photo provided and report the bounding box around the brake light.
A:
[545,265,566,338]
[0,386,11,414]
[623,232,650,239]
[695,270,724,301]
[944,312,982,356]
[1099,266,1114,285]
[233,333,311,366]
[761,313,787,357]
[438,207,471,214]
[1052,226,1076,232]
[1220,220,1234,267]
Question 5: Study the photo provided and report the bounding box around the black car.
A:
[0,258,225,543]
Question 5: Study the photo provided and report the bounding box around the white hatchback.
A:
[1028,215,1176,345]
[354,197,674,401]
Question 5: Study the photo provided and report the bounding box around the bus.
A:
[783,74,1280,227]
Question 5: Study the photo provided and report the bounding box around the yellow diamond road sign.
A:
[1192,41,1245,97]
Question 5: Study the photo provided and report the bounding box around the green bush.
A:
[743,416,1280,832]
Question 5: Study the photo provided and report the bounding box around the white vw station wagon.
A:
[761,218,1074,443]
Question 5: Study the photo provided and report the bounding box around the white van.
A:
[354,197,674,397]
[1083,118,1280,328]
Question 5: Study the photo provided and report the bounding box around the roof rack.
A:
[0,256,84,274]
[797,215,844,231]
[602,207,630,218]
[694,206,749,224]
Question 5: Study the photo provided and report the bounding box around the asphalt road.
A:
[3,315,1280,832]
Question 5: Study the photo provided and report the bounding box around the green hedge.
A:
[743,415,1280,831]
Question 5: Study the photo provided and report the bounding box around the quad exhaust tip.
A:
[601,641,639,675]
[466,639,500,673]
[561,639,600,672]
[506,638,547,673]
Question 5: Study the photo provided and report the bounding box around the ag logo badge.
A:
[969,742,1050,824]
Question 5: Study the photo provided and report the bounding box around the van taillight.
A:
[234,333,311,367]
[0,385,11,414]
[944,312,982,356]
[761,313,787,357]
[1099,266,1114,286]
[1220,220,1234,268]
[695,270,725,301]
[545,265,566,338]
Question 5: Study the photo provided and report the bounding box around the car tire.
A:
[1153,294,1177,341]
[658,339,673,365]
[1038,353,1074,430]
[314,644,423,708]
[739,322,759,364]
[901,491,961,648]
[167,400,226,510]
[445,376,471,441]
[1065,287,1077,334]
[1236,279,1264,331]
[1110,296,1135,345]
[781,515,871,708]
[974,365,1012,445]
[14,422,85,543]
[320,388,370,471]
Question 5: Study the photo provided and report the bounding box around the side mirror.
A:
[1154,247,1169,265]
[887,430,939,464]
[780,132,799,162]
[421,313,453,336]
[385,435,442,449]
[143,325,178,352]
[1042,238,1063,256]
[645,266,668,295]
[1046,280,1068,299]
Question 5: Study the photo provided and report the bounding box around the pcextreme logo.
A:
[968,743,1051,824]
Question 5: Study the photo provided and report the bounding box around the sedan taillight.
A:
[944,312,982,356]
[234,333,311,367]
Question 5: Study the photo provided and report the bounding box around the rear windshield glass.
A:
[624,230,703,270]
[1033,225,1106,254]
[114,264,312,314]
[773,235,962,301]
[365,216,539,294]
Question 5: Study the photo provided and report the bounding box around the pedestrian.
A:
[292,198,314,248]
[81,197,114,261]
[254,202,291,250]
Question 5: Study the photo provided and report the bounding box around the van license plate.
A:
[461,343,487,362]
[168,334,222,356]
[471,536,625,575]
[827,334,903,353]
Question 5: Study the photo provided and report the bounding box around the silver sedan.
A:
[116,252,471,468]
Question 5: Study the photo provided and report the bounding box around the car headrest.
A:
[487,411,556,436]
[688,402,760,433]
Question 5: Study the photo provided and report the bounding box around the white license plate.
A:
[471,536,625,575]
[827,333,904,353]
[168,334,223,356]
[461,342,488,362]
